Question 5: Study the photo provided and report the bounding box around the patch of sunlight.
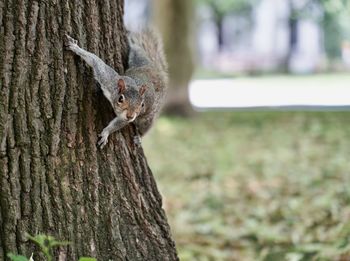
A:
[189,74,350,109]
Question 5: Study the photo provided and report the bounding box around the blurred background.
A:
[125,0,350,260]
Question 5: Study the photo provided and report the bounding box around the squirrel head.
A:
[112,78,147,122]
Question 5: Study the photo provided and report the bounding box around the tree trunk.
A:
[0,1,178,260]
[153,0,194,117]
[211,4,224,53]
[282,0,297,73]
[215,17,224,51]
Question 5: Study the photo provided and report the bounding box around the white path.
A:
[189,76,350,110]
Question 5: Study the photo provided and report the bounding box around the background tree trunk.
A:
[153,0,194,117]
[0,0,178,260]
[281,0,297,73]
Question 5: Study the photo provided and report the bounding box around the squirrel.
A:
[66,28,168,148]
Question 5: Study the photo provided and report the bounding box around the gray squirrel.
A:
[66,29,168,148]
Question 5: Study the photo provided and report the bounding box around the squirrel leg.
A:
[65,34,118,103]
[133,135,142,146]
[66,35,98,68]
[97,117,128,149]
[135,118,154,137]
[130,119,153,147]
[131,123,142,146]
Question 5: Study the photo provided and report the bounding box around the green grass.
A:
[143,111,350,261]
[194,67,242,79]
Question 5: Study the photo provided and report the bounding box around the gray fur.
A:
[66,30,168,148]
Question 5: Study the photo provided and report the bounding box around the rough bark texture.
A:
[153,0,194,117]
[0,0,178,260]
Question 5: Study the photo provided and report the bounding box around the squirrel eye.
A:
[141,102,145,107]
[118,95,124,104]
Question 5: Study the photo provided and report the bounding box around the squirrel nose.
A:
[126,113,135,121]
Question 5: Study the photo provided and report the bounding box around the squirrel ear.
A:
[139,85,147,96]
[117,78,126,93]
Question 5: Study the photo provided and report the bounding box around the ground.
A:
[189,73,350,109]
[143,110,350,261]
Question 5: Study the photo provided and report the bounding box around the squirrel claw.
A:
[65,34,78,50]
[133,135,142,147]
[97,132,109,149]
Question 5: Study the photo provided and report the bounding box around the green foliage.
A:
[7,234,95,261]
[78,258,97,261]
[317,0,350,58]
[7,254,29,261]
[292,0,350,58]
[196,0,255,18]
[318,0,349,15]
[196,0,350,58]
[144,75,350,260]
[297,0,350,58]
[27,234,70,261]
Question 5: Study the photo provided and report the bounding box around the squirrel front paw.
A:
[133,135,142,147]
[65,34,78,51]
[97,131,109,149]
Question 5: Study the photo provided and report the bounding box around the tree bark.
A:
[0,0,178,260]
[153,0,194,117]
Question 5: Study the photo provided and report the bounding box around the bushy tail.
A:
[128,27,168,74]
